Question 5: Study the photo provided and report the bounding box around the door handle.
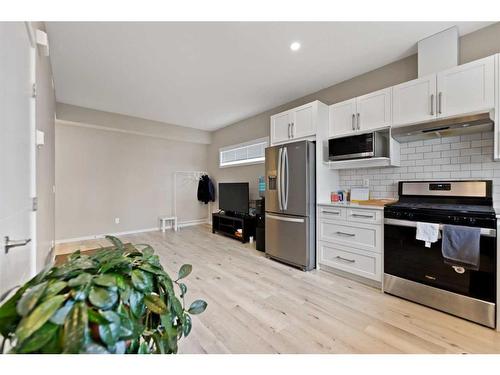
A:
[336,256,355,263]
[4,236,31,254]
[356,113,360,130]
[288,123,291,138]
[283,147,290,210]
[438,92,442,114]
[351,114,355,131]
[430,94,434,115]
[266,214,304,223]
[322,210,340,215]
[291,122,294,138]
[335,231,355,237]
[277,148,282,210]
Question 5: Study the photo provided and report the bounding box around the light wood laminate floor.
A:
[55,225,500,354]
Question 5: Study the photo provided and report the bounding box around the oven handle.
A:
[384,218,496,237]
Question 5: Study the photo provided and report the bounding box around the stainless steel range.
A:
[384,180,497,328]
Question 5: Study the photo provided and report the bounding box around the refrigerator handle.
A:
[277,147,283,210]
[283,147,289,210]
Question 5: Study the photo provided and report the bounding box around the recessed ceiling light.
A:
[290,42,301,51]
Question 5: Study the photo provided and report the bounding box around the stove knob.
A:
[407,212,414,219]
[468,217,476,225]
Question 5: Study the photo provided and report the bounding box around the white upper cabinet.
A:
[392,74,437,126]
[292,102,315,139]
[437,55,495,118]
[328,99,357,137]
[270,100,327,145]
[356,88,392,131]
[328,89,392,137]
[271,111,292,144]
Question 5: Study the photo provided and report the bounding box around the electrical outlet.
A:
[114,217,120,224]
[363,178,370,187]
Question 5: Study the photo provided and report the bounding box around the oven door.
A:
[384,219,496,303]
[328,133,374,161]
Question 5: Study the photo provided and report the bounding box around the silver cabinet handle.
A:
[291,122,294,138]
[336,256,355,263]
[430,94,434,115]
[322,210,340,215]
[287,123,291,138]
[356,113,360,130]
[351,213,374,219]
[4,236,31,254]
[438,92,442,114]
[335,231,355,237]
[351,113,355,131]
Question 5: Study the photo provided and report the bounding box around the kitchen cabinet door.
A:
[270,111,291,145]
[437,55,495,118]
[392,74,437,126]
[328,98,356,137]
[356,87,392,131]
[291,102,315,139]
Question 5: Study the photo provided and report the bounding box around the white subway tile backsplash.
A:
[338,131,500,203]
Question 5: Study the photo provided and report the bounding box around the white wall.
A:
[55,121,209,241]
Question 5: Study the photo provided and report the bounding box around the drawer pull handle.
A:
[351,213,374,219]
[335,231,355,237]
[323,211,340,215]
[336,256,355,263]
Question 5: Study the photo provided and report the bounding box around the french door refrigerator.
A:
[265,140,316,271]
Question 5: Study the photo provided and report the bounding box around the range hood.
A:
[391,112,494,143]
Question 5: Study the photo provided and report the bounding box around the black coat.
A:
[197,175,215,204]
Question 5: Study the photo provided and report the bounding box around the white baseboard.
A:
[55,227,159,245]
[55,220,209,245]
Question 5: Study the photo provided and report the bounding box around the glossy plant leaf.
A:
[144,294,167,314]
[177,264,192,280]
[131,269,153,292]
[83,342,109,354]
[128,289,145,318]
[93,274,117,288]
[105,235,124,251]
[188,300,208,315]
[98,310,121,347]
[42,280,68,300]
[16,322,59,353]
[178,283,187,298]
[15,295,66,345]
[182,314,192,337]
[87,308,110,325]
[50,300,75,325]
[67,273,92,287]
[63,302,88,354]
[16,282,48,317]
[89,286,118,310]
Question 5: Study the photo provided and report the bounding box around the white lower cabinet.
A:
[318,204,383,284]
[319,242,382,282]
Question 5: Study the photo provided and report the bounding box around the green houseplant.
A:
[0,236,207,354]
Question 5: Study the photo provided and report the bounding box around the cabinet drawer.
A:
[318,206,346,220]
[319,242,382,281]
[319,220,382,253]
[346,208,382,224]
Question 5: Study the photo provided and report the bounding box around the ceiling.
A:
[46,22,493,131]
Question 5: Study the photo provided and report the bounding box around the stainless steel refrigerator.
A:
[265,140,315,271]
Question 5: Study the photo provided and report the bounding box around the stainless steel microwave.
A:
[328,132,387,161]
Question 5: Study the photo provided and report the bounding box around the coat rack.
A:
[173,171,211,229]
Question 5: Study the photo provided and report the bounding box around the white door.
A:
[392,74,437,126]
[328,98,356,137]
[356,87,392,131]
[0,23,36,297]
[291,102,315,139]
[437,55,495,118]
[270,111,291,144]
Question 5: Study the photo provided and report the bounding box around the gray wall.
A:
[55,120,209,241]
[208,22,500,207]
[33,22,56,270]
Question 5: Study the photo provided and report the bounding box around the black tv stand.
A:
[212,212,256,243]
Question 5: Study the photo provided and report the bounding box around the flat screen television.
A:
[218,183,249,215]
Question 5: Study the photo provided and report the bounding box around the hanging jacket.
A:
[197,175,215,204]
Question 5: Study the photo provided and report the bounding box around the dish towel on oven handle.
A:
[416,222,441,248]
[441,224,480,271]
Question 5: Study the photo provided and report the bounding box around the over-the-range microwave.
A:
[328,131,387,161]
